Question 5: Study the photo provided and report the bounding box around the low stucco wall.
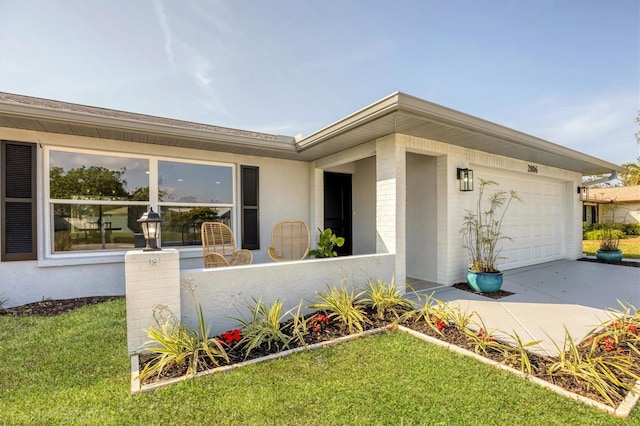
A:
[180,253,396,336]
[125,251,395,353]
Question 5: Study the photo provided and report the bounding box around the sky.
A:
[0,0,638,167]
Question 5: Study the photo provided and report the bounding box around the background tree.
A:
[50,166,129,199]
[620,157,640,186]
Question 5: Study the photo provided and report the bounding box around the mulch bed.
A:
[0,296,123,317]
[452,282,515,299]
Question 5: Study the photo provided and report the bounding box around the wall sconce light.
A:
[578,186,589,202]
[137,208,163,251]
[457,168,474,191]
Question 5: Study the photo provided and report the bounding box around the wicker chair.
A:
[201,222,253,267]
[268,221,311,262]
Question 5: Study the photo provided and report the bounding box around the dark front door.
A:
[323,172,352,256]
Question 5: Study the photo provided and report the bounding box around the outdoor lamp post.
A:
[137,208,163,251]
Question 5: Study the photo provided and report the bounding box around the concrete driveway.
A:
[428,260,640,356]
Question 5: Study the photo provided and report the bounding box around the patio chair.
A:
[201,222,253,267]
[268,221,311,262]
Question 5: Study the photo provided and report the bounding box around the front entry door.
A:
[323,172,352,256]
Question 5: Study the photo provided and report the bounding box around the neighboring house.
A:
[583,185,640,225]
[0,92,621,307]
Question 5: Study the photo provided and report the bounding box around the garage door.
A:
[476,167,565,270]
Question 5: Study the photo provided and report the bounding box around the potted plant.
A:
[460,179,521,292]
[595,202,624,263]
[309,228,345,258]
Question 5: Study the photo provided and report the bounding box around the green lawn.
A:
[1,299,639,425]
[583,236,640,259]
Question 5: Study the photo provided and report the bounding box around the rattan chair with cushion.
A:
[268,221,311,262]
[201,222,253,267]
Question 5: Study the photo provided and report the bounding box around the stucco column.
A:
[309,165,324,248]
[125,249,180,355]
[376,135,406,287]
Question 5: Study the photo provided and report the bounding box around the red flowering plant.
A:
[584,302,640,355]
[308,313,330,334]
[219,329,242,346]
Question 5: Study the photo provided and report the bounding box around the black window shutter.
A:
[241,165,259,250]
[2,141,37,261]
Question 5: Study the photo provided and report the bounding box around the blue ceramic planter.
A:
[596,250,623,263]
[466,269,504,293]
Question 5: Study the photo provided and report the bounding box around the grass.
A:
[1,299,639,425]
[583,236,640,259]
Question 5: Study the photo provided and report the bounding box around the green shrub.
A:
[139,304,228,380]
[360,278,414,319]
[622,223,640,236]
[584,229,625,241]
[310,285,369,334]
[235,297,301,357]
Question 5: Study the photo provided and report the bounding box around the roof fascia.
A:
[0,100,298,153]
[296,92,401,151]
[396,93,622,173]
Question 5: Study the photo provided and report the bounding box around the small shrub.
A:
[622,223,640,236]
[401,293,470,336]
[310,285,369,334]
[583,229,625,241]
[462,317,510,357]
[547,326,640,406]
[503,330,542,375]
[235,297,300,357]
[139,304,229,381]
[361,278,414,319]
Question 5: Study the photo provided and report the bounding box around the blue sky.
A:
[1,0,638,166]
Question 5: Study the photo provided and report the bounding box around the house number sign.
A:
[527,164,538,173]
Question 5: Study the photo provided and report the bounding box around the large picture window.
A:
[48,149,234,253]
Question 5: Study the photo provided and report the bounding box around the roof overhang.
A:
[0,92,621,175]
[0,93,300,160]
[296,92,622,175]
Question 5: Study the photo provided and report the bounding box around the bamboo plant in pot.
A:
[460,179,521,292]
[595,202,624,263]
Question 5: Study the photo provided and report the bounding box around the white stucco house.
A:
[0,92,622,308]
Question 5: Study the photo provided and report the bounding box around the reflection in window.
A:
[50,151,149,200]
[158,161,232,203]
[160,206,230,246]
[53,204,147,251]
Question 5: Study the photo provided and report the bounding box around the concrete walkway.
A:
[425,260,640,356]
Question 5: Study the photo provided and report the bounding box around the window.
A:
[2,141,36,261]
[158,160,233,247]
[47,149,235,253]
[49,150,149,252]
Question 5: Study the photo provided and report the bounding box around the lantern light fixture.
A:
[137,208,163,251]
[578,186,589,202]
[456,168,474,192]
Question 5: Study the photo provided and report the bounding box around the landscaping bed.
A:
[131,282,640,416]
[3,277,638,417]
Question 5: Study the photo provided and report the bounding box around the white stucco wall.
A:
[0,127,310,307]
[179,254,395,337]
[352,157,376,255]
[406,153,438,282]
[1,125,587,307]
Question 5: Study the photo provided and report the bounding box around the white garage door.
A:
[476,168,565,271]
